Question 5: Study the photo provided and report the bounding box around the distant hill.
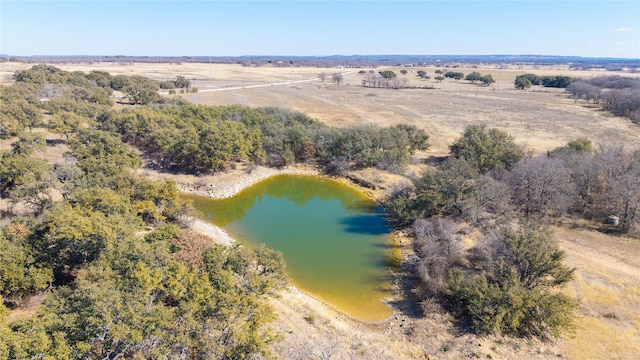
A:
[1,54,639,71]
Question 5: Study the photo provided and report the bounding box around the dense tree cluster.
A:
[444,71,465,81]
[514,74,575,89]
[1,66,290,359]
[567,75,640,124]
[101,105,429,174]
[1,65,173,141]
[464,72,495,85]
[0,65,431,358]
[0,118,291,358]
[388,126,639,233]
[159,75,192,90]
[387,125,640,338]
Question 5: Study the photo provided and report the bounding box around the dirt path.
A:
[161,70,359,94]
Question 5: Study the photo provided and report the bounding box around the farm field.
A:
[2,61,639,359]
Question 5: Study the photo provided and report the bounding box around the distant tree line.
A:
[1,65,206,143]
[514,74,575,89]
[6,54,639,71]
[361,70,410,89]
[566,75,640,124]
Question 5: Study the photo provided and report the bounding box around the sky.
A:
[1,1,638,58]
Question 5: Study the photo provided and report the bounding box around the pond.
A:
[187,174,398,321]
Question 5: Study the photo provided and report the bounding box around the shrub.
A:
[159,80,176,89]
[450,125,524,173]
[448,228,577,338]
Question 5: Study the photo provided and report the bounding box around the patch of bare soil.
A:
[6,291,48,323]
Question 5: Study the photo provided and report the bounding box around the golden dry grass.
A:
[177,64,640,156]
[555,226,640,360]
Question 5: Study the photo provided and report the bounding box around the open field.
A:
[179,65,640,156]
[3,61,640,359]
[4,62,638,156]
[8,62,631,155]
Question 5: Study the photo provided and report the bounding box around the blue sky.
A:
[1,1,638,58]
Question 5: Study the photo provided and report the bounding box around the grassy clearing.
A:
[556,226,640,360]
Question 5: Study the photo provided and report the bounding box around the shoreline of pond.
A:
[174,165,320,199]
[154,164,407,324]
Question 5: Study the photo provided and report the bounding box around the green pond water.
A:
[187,175,398,321]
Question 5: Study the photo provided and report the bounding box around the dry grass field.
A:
[2,61,639,359]
[180,65,640,156]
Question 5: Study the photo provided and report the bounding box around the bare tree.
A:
[592,146,640,232]
[413,218,462,298]
[331,73,343,86]
[507,156,574,224]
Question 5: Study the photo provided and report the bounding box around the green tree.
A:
[0,101,43,137]
[10,132,46,155]
[123,82,160,105]
[109,75,130,90]
[0,150,50,197]
[444,71,464,80]
[548,137,594,156]
[48,111,91,140]
[31,204,120,278]
[448,227,577,338]
[173,75,191,88]
[481,74,495,85]
[417,70,427,79]
[0,229,53,306]
[67,129,141,180]
[515,75,532,90]
[379,70,397,79]
[449,125,525,173]
[413,158,511,222]
[465,72,482,83]
[1,134,52,213]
